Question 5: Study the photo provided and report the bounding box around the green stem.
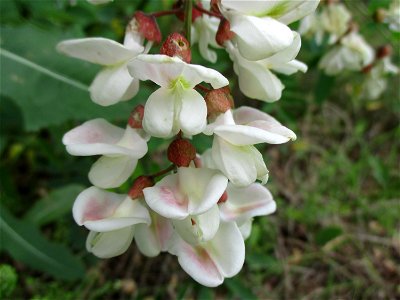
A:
[184,0,193,45]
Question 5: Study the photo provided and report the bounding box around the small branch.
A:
[149,164,176,178]
[151,8,182,18]
[194,4,223,19]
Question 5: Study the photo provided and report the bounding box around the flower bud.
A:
[167,138,196,167]
[128,104,144,129]
[134,11,162,43]
[128,176,154,199]
[216,18,234,46]
[160,33,191,63]
[217,191,228,204]
[362,64,373,74]
[204,86,234,116]
[376,45,392,59]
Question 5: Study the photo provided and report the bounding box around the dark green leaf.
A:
[0,205,85,280]
[24,184,85,226]
[314,72,335,104]
[224,277,257,300]
[315,226,343,246]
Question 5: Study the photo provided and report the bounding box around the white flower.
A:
[143,167,228,244]
[320,3,352,44]
[127,54,228,138]
[319,31,374,75]
[360,57,399,100]
[134,210,174,257]
[73,187,150,258]
[192,13,221,63]
[220,0,320,60]
[298,13,324,45]
[204,108,296,186]
[62,119,148,189]
[384,0,400,32]
[168,221,245,287]
[57,34,144,106]
[226,32,307,102]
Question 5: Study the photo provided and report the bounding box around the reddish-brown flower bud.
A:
[373,8,386,23]
[376,45,392,59]
[128,104,145,129]
[217,191,228,204]
[216,18,235,46]
[134,11,162,43]
[160,33,191,63]
[205,86,234,116]
[128,176,154,199]
[362,64,373,74]
[167,138,196,167]
[210,0,221,14]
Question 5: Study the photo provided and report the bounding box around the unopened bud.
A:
[376,45,392,59]
[217,191,228,204]
[160,33,191,63]
[205,86,234,116]
[373,8,386,23]
[167,138,196,167]
[216,18,234,46]
[128,104,145,129]
[210,0,221,14]
[128,176,154,199]
[134,11,162,43]
[362,64,373,74]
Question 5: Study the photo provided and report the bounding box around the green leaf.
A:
[0,25,150,131]
[224,277,257,300]
[315,226,343,246]
[314,72,335,104]
[24,184,85,226]
[0,205,85,280]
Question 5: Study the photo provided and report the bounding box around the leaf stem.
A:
[184,0,193,45]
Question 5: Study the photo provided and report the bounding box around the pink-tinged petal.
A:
[170,234,224,287]
[212,138,258,186]
[142,88,176,138]
[89,64,137,106]
[178,89,207,136]
[81,196,150,232]
[173,205,220,245]
[128,54,185,87]
[88,156,138,189]
[73,186,125,226]
[182,64,229,89]
[134,212,173,257]
[143,173,189,219]
[86,227,135,258]
[63,119,124,148]
[204,221,245,278]
[220,183,276,223]
[178,167,227,215]
[57,38,141,66]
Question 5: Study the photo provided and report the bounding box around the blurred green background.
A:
[0,0,399,299]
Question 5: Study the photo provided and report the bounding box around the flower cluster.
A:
[58,0,318,287]
[299,0,399,101]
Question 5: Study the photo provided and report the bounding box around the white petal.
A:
[178,167,228,215]
[83,197,151,232]
[238,219,253,240]
[73,186,124,226]
[142,88,176,138]
[178,89,207,136]
[57,38,141,66]
[88,155,138,189]
[86,227,134,258]
[182,64,229,89]
[143,173,188,219]
[212,138,257,186]
[90,64,138,106]
[229,14,293,60]
[128,54,185,87]
[204,221,245,278]
[277,0,320,25]
[173,205,220,245]
[170,234,224,287]
[134,213,173,257]
[233,106,278,124]
[272,59,308,75]
[264,31,302,66]
[220,183,276,223]
[203,109,236,135]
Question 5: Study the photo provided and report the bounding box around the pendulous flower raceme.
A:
[59,0,319,287]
